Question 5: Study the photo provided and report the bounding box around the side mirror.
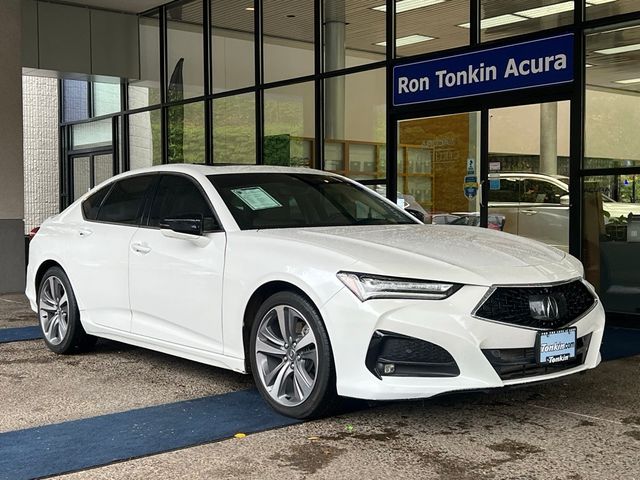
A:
[560,195,570,206]
[159,216,203,236]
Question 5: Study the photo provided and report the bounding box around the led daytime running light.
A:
[337,272,459,301]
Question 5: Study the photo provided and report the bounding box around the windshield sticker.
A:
[231,187,282,211]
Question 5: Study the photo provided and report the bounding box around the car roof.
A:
[117,163,335,177]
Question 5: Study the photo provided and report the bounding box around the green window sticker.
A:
[231,187,282,211]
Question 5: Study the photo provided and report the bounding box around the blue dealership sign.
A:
[393,34,574,106]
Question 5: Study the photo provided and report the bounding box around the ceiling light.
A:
[614,78,640,84]
[458,14,527,29]
[595,43,640,54]
[376,34,435,47]
[373,0,445,13]
[586,0,617,4]
[516,1,574,18]
[245,6,254,11]
[586,63,593,67]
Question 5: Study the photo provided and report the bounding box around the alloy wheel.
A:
[254,305,319,407]
[39,276,69,346]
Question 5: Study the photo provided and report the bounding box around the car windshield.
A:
[208,173,416,230]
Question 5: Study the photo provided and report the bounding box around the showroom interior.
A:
[1,0,639,321]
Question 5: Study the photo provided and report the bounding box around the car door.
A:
[129,173,226,353]
[518,178,569,250]
[70,174,156,332]
[488,177,522,236]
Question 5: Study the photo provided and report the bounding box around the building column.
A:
[540,102,558,175]
[0,0,25,293]
[324,0,345,140]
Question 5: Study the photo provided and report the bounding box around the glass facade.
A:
[57,0,640,320]
[212,94,256,164]
[264,82,315,167]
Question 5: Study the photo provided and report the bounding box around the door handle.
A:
[521,209,538,216]
[131,242,151,254]
[78,228,93,237]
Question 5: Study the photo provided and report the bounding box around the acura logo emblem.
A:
[529,294,564,321]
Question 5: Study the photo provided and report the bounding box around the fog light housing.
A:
[366,331,460,378]
[382,363,396,375]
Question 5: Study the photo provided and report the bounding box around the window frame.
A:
[81,173,159,227]
[141,172,224,233]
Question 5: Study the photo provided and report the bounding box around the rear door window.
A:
[96,175,156,225]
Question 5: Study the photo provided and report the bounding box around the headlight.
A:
[337,271,461,301]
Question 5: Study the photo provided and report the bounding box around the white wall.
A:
[23,76,59,232]
[489,101,571,157]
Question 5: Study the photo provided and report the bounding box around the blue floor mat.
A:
[0,389,300,480]
[600,326,640,361]
[0,326,41,344]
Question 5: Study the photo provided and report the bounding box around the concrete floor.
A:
[1,294,638,480]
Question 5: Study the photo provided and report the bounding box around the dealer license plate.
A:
[537,328,577,364]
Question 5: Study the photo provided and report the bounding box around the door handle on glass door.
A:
[131,242,151,254]
[521,210,538,215]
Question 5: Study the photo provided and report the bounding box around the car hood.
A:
[258,224,580,286]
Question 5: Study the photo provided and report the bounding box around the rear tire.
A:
[250,291,337,419]
[37,267,96,354]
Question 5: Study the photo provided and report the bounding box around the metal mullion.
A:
[480,109,489,228]
[209,85,256,100]
[574,0,584,25]
[470,0,480,46]
[89,154,96,189]
[160,5,168,164]
[203,0,213,164]
[122,113,130,172]
[112,115,119,177]
[581,9,640,31]
[569,29,586,259]
[319,61,387,80]
[121,81,128,173]
[315,0,324,170]
[58,79,70,211]
[87,80,93,118]
[385,0,397,202]
[255,0,264,165]
[580,166,640,176]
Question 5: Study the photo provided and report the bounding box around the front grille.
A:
[474,280,596,330]
[365,331,459,378]
[483,334,591,381]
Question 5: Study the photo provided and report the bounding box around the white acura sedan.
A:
[26,164,605,419]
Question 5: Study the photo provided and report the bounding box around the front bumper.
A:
[320,283,605,400]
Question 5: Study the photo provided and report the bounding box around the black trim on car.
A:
[483,333,592,381]
[79,171,225,234]
[365,330,460,379]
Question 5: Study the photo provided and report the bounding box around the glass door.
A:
[487,101,571,251]
[397,112,482,226]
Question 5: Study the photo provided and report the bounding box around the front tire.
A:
[37,266,96,354]
[250,291,337,419]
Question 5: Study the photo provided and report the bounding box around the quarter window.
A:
[148,175,219,231]
[82,183,112,220]
[96,175,155,225]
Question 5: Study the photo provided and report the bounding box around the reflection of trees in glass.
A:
[213,95,256,164]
